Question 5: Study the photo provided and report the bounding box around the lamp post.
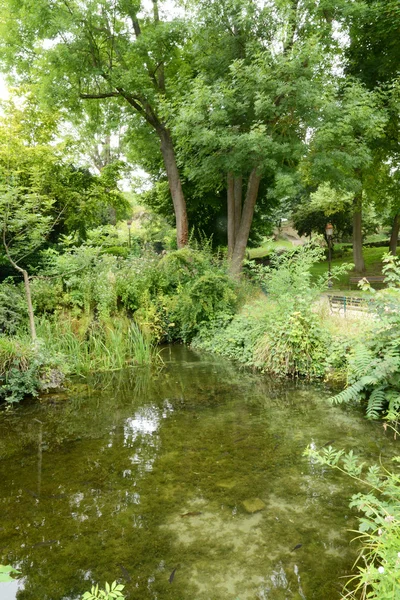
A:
[326,222,333,288]
[127,219,132,249]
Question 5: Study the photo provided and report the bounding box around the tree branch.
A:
[80,92,120,99]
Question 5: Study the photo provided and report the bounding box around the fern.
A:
[366,387,387,420]
[351,346,374,379]
[331,375,376,405]
[386,391,400,422]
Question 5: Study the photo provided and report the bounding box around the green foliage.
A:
[0,564,20,582]
[36,317,159,377]
[304,444,400,600]
[101,246,130,259]
[0,281,27,334]
[0,102,128,269]
[331,254,400,419]
[254,310,328,378]
[249,244,348,378]
[82,581,125,600]
[0,336,64,404]
[193,310,263,365]
[26,244,240,346]
[195,243,345,378]
[30,278,64,314]
[160,272,238,343]
[302,81,388,194]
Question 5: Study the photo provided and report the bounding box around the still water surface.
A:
[0,346,395,600]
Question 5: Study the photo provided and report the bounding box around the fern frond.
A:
[350,346,374,379]
[366,387,387,420]
[331,375,377,405]
[330,380,365,405]
[386,391,400,422]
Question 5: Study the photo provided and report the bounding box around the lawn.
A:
[248,238,294,259]
[310,246,400,291]
[248,240,399,292]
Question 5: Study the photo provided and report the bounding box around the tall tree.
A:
[346,0,400,254]
[0,0,190,248]
[302,82,388,273]
[173,0,342,276]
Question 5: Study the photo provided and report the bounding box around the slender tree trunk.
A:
[229,168,261,278]
[234,175,242,239]
[389,213,400,256]
[3,227,37,342]
[227,172,235,258]
[3,229,37,341]
[353,195,365,273]
[158,127,189,248]
[22,270,37,342]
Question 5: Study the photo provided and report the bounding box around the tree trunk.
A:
[3,229,37,341]
[158,127,189,248]
[389,213,400,256]
[22,269,37,342]
[234,175,242,240]
[229,168,261,278]
[353,196,365,273]
[227,172,235,258]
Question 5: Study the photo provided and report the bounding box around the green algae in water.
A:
[0,346,396,600]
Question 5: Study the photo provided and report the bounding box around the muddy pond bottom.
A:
[0,346,394,600]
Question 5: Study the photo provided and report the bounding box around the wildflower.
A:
[384,515,395,523]
[378,566,385,574]
[378,528,383,535]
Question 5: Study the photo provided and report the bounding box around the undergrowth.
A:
[36,316,159,377]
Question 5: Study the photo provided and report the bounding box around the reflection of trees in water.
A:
[0,346,388,600]
[3,401,176,600]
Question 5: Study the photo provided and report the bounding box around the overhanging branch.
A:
[80,92,120,99]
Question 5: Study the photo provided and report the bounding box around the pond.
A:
[0,346,395,600]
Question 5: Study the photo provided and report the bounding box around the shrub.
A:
[0,337,65,404]
[101,246,130,258]
[254,310,328,378]
[0,282,27,335]
[193,309,265,364]
[31,278,64,314]
[162,272,238,343]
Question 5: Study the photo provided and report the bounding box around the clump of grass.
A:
[36,316,160,377]
[0,336,33,375]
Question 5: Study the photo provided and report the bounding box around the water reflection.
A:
[0,346,395,600]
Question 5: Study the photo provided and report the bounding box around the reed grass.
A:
[36,316,160,376]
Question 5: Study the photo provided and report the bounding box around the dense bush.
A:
[0,282,27,335]
[35,245,241,343]
[254,310,327,378]
[194,243,340,378]
[193,309,264,364]
[0,337,64,404]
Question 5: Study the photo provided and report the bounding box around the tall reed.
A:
[36,316,159,376]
